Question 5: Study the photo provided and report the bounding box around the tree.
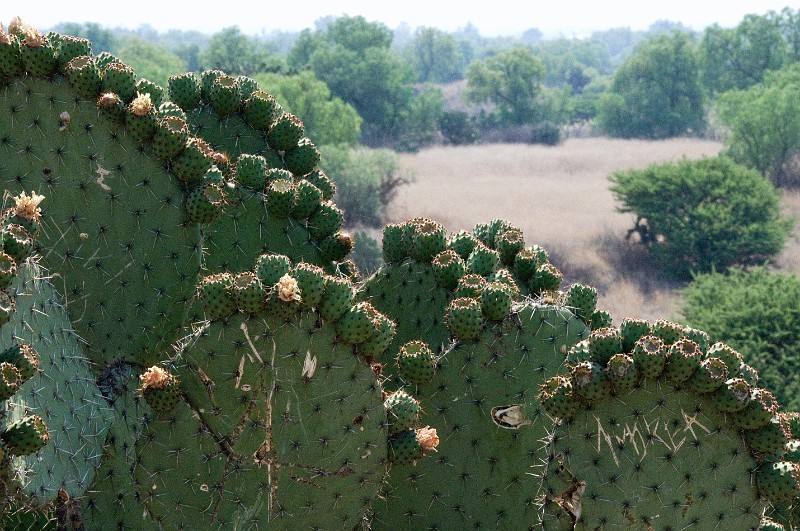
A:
[465,47,546,126]
[254,71,362,146]
[53,22,116,53]
[596,31,705,139]
[681,267,800,410]
[116,37,186,87]
[698,15,788,94]
[609,156,792,280]
[326,15,392,52]
[408,27,464,83]
[715,64,800,186]
[200,27,283,76]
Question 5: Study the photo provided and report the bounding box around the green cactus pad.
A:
[1,263,112,505]
[0,70,202,367]
[372,303,587,529]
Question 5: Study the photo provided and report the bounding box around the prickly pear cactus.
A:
[130,253,396,529]
[0,262,111,507]
[0,23,208,367]
[361,218,596,383]
[371,301,588,529]
[163,71,347,274]
[539,324,799,529]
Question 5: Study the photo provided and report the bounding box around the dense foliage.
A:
[715,64,800,186]
[597,31,705,138]
[610,157,792,279]
[681,267,800,410]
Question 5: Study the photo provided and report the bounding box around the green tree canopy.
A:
[597,31,705,139]
[288,16,415,143]
[116,37,186,88]
[254,71,362,146]
[407,27,465,83]
[716,63,800,186]
[200,26,284,76]
[681,267,800,411]
[610,156,792,279]
[699,14,788,94]
[465,47,546,126]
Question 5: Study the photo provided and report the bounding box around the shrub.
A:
[681,267,800,410]
[440,111,479,145]
[609,156,792,279]
[319,145,411,227]
[530,121,561,146]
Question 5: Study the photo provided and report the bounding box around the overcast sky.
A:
[4,1,795,38]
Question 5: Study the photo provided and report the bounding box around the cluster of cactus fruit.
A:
[0,18,797,530]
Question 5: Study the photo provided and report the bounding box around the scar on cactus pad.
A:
[539,322,799,529]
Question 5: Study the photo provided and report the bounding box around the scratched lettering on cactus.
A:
[594,410,710,466]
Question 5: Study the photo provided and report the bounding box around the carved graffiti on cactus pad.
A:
[594,410,710,466]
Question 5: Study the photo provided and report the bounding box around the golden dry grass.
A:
[388,137,741,323]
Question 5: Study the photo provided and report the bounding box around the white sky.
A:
[6,1,795,38]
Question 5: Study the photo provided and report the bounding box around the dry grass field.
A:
[389,137,800,323]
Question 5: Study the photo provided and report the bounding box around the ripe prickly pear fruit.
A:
[168,72,201,110]
[744,417,789,456]
[254,253,291,286]
[396,341,436,385]
[244,90,281,131]
[539,376,580,419]
[139,366,181,413]
[587,327,623,365]
[235,154,268,190]
[125,92,158,144]
[185,182,225,224]
[0,361,21,400]
[209,74,241,116]
[480,281,512,321]
[565,283,597,322]
[65,55,101,99]
[284,137,320,176]
[757,461,800,505]
[0,251,17,288]
[432,250,465,290]
[198,272,236,320]
[268,112,304,151]
[570,360,610,402]
[445,297,483,341]
[649,318,684,346]
[385,390,420,434]
[101,62,137,103]
[232,272,267,314]
[606,353,637,392]
[454,273,486,299]
[0,341,39,382]
[1,414,48,456]
[465,244,499,276]
[687,357,728,393]
[620,317,650,352]
[389,426,439,465]
[664,338,702,383]
[291,179,323,220]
